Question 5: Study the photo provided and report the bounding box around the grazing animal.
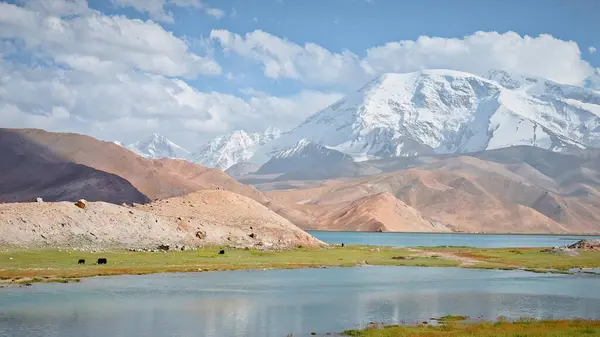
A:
[97,258,107,265]
[78,259,85,264]
[218,249,225,255]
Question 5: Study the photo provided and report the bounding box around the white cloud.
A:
[211,30,595,86]
[1,2,322,146]
[110,0,224,23]
[590,46,597,54]
[0,58,341,144]
[205,7,225,19]
[362,32,592,86]
[0,2,220,78]
[211,29,365,86]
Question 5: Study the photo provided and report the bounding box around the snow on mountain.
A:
[126,134,191,160]
[257,139,354,175]
[252,69,600,165]
[191,127,281,170]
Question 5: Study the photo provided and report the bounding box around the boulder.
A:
[74,199,87,209]
[550,246,580,256]
[568,239,600,251]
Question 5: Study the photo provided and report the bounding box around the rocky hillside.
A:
[0,129,149,204]
[2,128,268,203]
[0,190,323,250]
[266,147,600,234]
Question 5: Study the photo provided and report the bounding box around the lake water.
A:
[308,231,600,248]
[2,267,600,337]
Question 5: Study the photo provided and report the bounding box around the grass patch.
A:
[422,246,600,270]
[341,319,600,336]
[0,246,458,283]
[1,245,598,284]
[437,315,469,322]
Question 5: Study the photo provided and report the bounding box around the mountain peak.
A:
[191,126,282,170]
[252,68,600,165]
[126,133,190,160]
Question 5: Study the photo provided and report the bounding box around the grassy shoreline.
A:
[1,245,599,285]
[340,318,600,336]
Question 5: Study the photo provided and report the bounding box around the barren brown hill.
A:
[267,155,599,233]
[318,192,452,232]
[0,129,149,204]
[2,128,268,203]
[137,190,322,249]
[0,190,323,250]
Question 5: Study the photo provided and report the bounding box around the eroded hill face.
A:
[0,128,319,247]
[265,148,600,234]
[0,190,323,250]
[0,129,149,204]
[2,128,268,204]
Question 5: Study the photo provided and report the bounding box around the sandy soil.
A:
[0,190,323,250]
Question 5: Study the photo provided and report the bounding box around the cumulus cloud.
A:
[590,46,597,54]
[0,2,340,146]
[211,30,595,86]
[0,2,220,78]
[0,58,340,144]
[211,29,366,86]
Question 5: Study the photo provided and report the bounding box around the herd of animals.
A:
[76,249,228,265]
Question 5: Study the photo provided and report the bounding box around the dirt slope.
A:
[3,128,267,203]
[318,192,452,232]
[0,129,149,204]
[267,156,594,233]
[0,190,323,250]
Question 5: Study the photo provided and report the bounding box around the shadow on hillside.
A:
[0,128,150,204]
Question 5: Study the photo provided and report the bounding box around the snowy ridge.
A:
[252,69,600,165]
[257,139,354,175]
[191,127,281,170]
[126,134,191,160]
[274,139,327,159]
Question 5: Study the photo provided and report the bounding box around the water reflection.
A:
[1,267,599,337]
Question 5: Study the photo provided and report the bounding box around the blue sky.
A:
[90,0,600,95]
[0,0,599,145]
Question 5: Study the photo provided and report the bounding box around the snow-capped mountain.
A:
[257,139,353,174]
[252,69,600,165]
[191,127,281,170]
[126,134,191,160]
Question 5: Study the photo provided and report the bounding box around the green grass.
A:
[0,246,459,283]
[341,319,600,336]
[421,246,600,270]
[437,315,469,322]
[1,245,598,284]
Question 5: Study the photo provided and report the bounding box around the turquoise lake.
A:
[1,266,599,337]
[307,231,600,247]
